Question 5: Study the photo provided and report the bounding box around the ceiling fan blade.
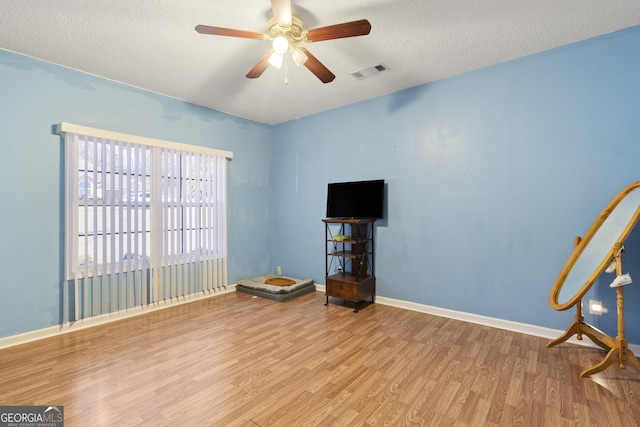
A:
[306,19,372,42]
[299,48,335,83]
[270,0,292,26]
[246,50,273,79]
[195,25,265,40]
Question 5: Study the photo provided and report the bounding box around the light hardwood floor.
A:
[1,291,639,426]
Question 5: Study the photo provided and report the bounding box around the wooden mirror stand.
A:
[548,241,640,377]
[548,181,640,377]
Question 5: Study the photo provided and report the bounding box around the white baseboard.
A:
[0,285,236,350]
[314,286,640,354]
[4,285,639,356]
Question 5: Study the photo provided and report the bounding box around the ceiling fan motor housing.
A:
[267,16,307,46]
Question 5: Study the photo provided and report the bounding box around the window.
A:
[59,123,233,321]
[78,180,92,200]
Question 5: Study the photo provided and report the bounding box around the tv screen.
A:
[326,179,385,219]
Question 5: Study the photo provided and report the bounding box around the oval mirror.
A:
[550,181,640,311]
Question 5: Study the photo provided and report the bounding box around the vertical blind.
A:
[58,123,233,322]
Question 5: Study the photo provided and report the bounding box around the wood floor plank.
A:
[1,291,640,426]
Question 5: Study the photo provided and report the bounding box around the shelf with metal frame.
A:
[322,218,376,312]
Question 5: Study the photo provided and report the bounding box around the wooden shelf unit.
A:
[323,218,376,312]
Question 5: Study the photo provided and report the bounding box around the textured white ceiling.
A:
[1,0,640,124]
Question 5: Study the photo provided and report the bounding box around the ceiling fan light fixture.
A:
[268,52,284,68]
[272,36,289,54]
[291,47,308,67]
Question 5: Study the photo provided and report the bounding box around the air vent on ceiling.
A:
[350,64,388,80]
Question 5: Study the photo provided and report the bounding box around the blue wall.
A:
[271,26,640,343]
[0,50,272,338]
[1,25,640,344]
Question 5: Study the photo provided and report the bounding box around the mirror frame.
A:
[549,181,640,311]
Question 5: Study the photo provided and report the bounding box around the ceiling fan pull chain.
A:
[284,54,289,85]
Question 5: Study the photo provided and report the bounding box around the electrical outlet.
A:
[589,300,604,315]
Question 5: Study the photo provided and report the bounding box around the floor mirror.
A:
[548,181,640,377]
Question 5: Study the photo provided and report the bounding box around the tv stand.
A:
[323,218,376,312]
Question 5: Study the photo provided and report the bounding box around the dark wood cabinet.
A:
[323,218,376,312]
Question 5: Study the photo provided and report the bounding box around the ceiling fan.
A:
[195,0,371,83]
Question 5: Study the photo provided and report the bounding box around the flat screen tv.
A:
[326,179,385,219]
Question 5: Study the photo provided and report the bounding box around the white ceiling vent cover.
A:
[351,64,388,80]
